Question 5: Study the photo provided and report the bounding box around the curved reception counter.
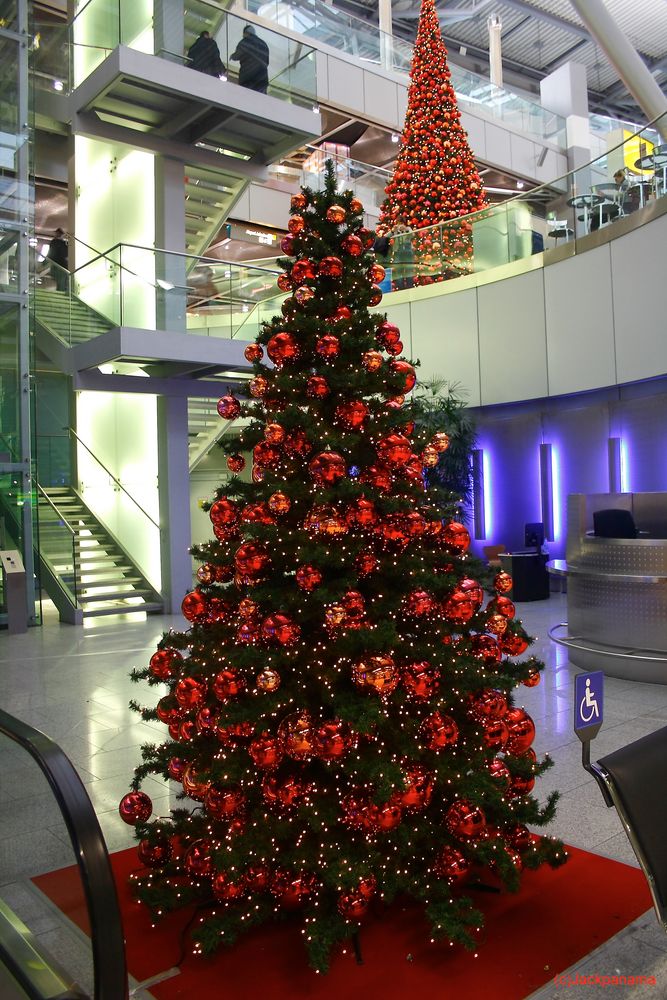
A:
[551,493,667,683]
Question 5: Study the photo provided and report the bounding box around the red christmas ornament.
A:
[252,442,280,467]
[432,431,451,452]
[331,305,352,322]
[369,263,386,283]
[288,214,305,234]
[168,758,186,782]
[277,273,293,292]
[362,350,383,372]
[341,234,363,256]
[196,706,219,734]
[196,563,215,584]
[210,497,238,527]
[271,871,317,908]
[244,343,263,363]
[508,824,533,852]
[404,589,435,616]
[217,395,241,419]
[335,400,369,430]
[470,634,502,666]
[470,688,508,719]
[377,433,412,467]
[306,375,330,399]
[280,233,295,254]
[398,765,434,810]
[445,800,486,840]
[361,464,392,492]
[442,589,475,625]
[342,589,365,620]
[494,571,513,594]
[481,718,510,750]
[256,668,281,692]
[284,428,311,455]
[347,497,377,527]
[278,711,316,760]
[316,720,353,761]
[156,696,182,725]
[291,193,307,210]
[433,845,470,884]
[523,667,541,688]
[182,764,211,802]
[338,891,369,921]
[226,454,245,473]
[350,198,363,214]
[267,332,299,366]
[505,708,536,754]
[206,783,246,819]
[291,259,316,283]
[137,836,172,868]
[460,577,484,610]
[326,205,346,223]
[249,375,269,397]
[264,422,286,444]
[403,660,439,700]
[376,802,402,830]
[368,285,383,305]
[268,491,290,514]
[308,451,346,485]
[316,334,340,358]
[245,865,271,892]
[318,256,344,277]
[510,774,536,796]
[234,542,270,580]
[294,285,315,305]
[174,676,207,709]
[212,668,246,701]
[184,839,213,878]
[181,590,207,622]
[296,564,323,590]
[213,872,247,902]
[248,733,284,769]
[487,758,511,786]
[421,711,459,749]
[355,551,378,575]
[377,321,401,347]
[487,613,509,637]
[118,791,152,825]
[500,632,529,656]
[442,521,471,553]
[149,647,182,680]
[262,612,300,645]
[352,653,399,695]
[389,359,416,392]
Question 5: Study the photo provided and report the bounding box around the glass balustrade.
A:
[381,112,667,290]
[64,0,317,108]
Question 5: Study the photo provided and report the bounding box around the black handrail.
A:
[0,709,128,1000]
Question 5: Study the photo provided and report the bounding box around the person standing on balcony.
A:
[230,25,269,94]
[187,31,225,77]
[46,228,68,292]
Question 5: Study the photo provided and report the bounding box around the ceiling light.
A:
[312,104,320,113]
[391,133,399,143]
[516,180,525,190]
[53,79,64,92]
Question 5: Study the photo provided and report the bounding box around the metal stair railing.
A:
[35,483,80,609]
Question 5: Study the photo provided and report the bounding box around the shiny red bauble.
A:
[184,839,213,878]
[377,433,412,467]
[280,233,295,255]
[331,305,352,322]
[209,497,238,527]
[267,332,299,366]
[398,765,434,810]
[212,872,247,902]
[118,791,152,825]
[167,757,186,781]
[508,824,533,852]
[403,661,439,700]
[510,774,536,796]
[248,734,284,769]
[316,720,352,760]
[291,193,307,210]
[137,836,172,868]
[271,871,317,909]
[235,542,270,580]
[182,764,210,801]
[347,497,376,526]
[174,676,207,709]
[500,633,529,657]
[470,688,508,719]
[369,262,386,283]
[442,521,471,553]
[217,395,240,419]
[377,321,401,347]
[445,800,486,840]
[433,845,470,884]
[287,214,305,233]
[295,563,323,590]
[244,343,263,363]
[306,375,330,399]
[149,647,182,680]
[404,589,435,617]
[326,205,346,223]
[487,758,511,786]
[212,668,246,701]
[341,234,363,256]
[308,451,346,485]
[389,359,416,393]
[352,653,399,695]
[368,285,383,305]
[362,350,383,372]
[361,464,392,492]
[156,696,182,725]
[316,334,340,358]
[245,864,271,892]
[488,595,516,619]
[335,400,368,429]
[181,590,207,622]
[226,454,245,473]
[355,551,378,575]
[470,634,502,665]
[459,577,484,610]
[421,711,459,749]
[276,273,293,292]
[252,441,280,468]
[376,802,402,830]
[338,891,368,921]
[318,256,344,278]
[494,571,513,594]
[196,706,219,734]
[481,718,510,750]
[291,259,316,283]
[262,612,300,646]
[505,708,536,753]
[442,590,475,625]
[278,711,315,760]
[205,783,246,819]
[262,774,309,809]
[249,375,269,397]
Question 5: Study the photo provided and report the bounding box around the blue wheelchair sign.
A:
[574,671,604,741]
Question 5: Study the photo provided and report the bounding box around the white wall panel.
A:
[246,184,292,229]
[611,211,667,384]
[483,122,512,170]
[326,57,365,116]
[544,244,616,396]
[363,72,398,124]
[461,113,486,159]
[510,133,537,178]
[316,50,329,102]
[477,270,547,404]
[408,290,482,407]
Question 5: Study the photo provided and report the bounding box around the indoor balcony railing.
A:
[0,708,128,999]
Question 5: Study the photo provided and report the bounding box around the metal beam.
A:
[499,0,589,40]
[542,37,590,75]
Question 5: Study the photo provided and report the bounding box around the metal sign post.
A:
[574,670,604,772]
[1,550,27,634]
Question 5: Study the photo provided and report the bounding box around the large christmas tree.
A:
[120,163,564,973]
[380,0,488,283]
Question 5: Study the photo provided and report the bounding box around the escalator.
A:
[0,710,128,999]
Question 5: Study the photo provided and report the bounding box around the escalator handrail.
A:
[0,708,129,1000]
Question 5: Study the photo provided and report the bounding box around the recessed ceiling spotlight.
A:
[516,180,525,189]
[391,132,399,143]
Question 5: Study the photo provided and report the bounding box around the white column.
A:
[157,395,193,613]
[569,0,667,140]
[379,0,392,72]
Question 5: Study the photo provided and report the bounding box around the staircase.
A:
[185,164,248,259]
[37,487,163,620]
[33,289,114,346]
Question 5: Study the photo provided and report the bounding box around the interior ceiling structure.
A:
[335,0,667,119]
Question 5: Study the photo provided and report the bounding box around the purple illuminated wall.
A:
[467,377,667,560]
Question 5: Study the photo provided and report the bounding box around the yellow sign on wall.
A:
[624,131,654,176]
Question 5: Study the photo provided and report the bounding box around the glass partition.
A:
[384,112,667,289]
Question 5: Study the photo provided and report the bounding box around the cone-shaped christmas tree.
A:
[380,0,488,284]
[121,163,564,973]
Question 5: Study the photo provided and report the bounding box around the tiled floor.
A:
[1,594,666,997]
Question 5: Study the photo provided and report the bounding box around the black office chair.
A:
[589,727,667,931]
[593,508,638,539]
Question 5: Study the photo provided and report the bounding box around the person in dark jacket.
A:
[46,228,69,292]
[187,31,225,77]
[230,25,269,93]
